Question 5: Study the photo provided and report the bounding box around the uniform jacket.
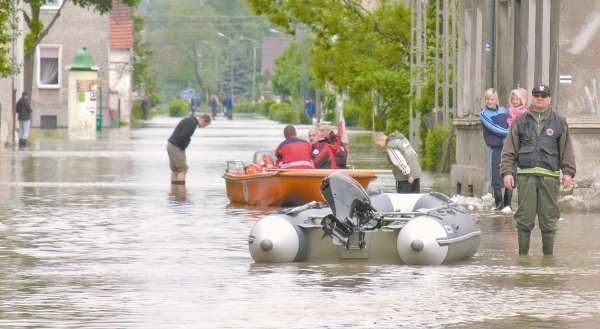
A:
[500,109,576,177]
[276,137,314,169]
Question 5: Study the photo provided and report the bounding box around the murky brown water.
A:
[1,114,599,328]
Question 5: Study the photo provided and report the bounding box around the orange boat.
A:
[223,163,377,207]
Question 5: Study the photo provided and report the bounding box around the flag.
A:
[338,108,348,145]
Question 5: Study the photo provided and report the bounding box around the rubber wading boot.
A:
[542,233,555,256]
[494,189,503,210]
[503,189,513,209]
[518,232,530,256]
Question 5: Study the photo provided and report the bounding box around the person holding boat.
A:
[166,114,212,185]
[500,84,576,256]
[373,131,422,193]
[275,125,314,169]
[309,128,338,169]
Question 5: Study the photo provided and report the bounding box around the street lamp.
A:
[240,35,258,103]
[217,32,234,98]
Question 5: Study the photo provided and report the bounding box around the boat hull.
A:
[224,169,376,206]
[248,193,481,265]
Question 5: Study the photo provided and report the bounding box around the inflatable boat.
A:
[248,172,480,265]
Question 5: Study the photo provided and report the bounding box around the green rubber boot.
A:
[518,231,530,256]
[542,232,555,256]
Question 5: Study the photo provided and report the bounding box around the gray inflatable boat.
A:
[248,172,481,265]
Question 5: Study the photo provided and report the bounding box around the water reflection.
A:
[1,115,600,328]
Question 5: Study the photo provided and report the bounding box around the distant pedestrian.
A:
[501,84,576,256]
[16,91,32,149]
[373,131,422,193]
[304,99,316,121]
[190,95,200,115]
[167,114,211,185]
[224,95,234,120]
[209,95,219,120]
[479,88,509,211]
[141,97,150,120]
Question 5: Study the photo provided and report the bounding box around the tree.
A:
[21,0,140,95]
[146,0,269,101]
[133,15,159,105]
[0,1,13,77]
[247,0,412,132]
[271,43,301,99]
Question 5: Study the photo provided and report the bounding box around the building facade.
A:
[0,0,134,141]
[31,1,111,129]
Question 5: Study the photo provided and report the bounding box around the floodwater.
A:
[1,114,600,328]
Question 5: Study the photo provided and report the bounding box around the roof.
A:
[110,0,134,49]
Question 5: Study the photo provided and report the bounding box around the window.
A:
[37,45,61,89]
[41,0,63,10]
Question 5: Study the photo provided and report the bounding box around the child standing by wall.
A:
[480,88,509,211]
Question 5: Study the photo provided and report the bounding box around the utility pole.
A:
[217,32,234,98]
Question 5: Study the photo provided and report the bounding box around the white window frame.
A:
[37,44,62,89]
[41,0,63,10]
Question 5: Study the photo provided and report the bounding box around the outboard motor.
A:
[320,172,383,249]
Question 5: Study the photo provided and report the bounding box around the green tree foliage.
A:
[147,0,269,101]
[133,15,159,105]
[271,44,301,99]
[0,1,13,77]
[19,0,140,95]
[421,125,451,171]
[247,0,412,132]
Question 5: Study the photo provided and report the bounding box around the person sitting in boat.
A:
[309,128,338,169]
[275,125,314,169]
[262,153,276,169]
[319,124,348,168]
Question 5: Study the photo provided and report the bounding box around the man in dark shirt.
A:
[16,91,32,149]
[167,114,211,184]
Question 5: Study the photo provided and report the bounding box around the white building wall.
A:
[109,49,132,125]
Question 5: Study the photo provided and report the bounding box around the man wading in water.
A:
[166,114,212,185]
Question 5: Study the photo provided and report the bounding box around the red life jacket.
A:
[325,132,348,168]
[311,141,338,169]
[275,137,314,169]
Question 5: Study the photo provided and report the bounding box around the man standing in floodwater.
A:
[167,114,212,185]
[500,84,576,256]
[373,131,422,193]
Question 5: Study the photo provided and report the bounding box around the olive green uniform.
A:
[500,108,576,255]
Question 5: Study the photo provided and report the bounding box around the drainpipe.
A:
[11,0,18,150]
[484,0,496,88]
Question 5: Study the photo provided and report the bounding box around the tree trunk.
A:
[23,52,34,96]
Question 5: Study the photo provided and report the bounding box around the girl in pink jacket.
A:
[507,88,528,127]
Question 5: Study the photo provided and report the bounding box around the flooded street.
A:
[1,114,600,328]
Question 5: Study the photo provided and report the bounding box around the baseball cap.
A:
[532,84,551,96]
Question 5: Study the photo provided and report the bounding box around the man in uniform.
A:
[500,84,576,256]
